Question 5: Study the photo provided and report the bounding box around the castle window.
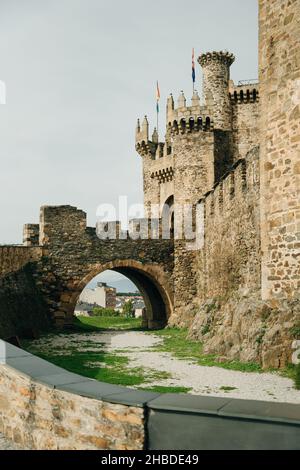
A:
[180,119,186,133]
[172,120,178,134]
[189,118,195,132]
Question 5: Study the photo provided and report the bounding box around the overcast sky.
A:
[0,0,258,245]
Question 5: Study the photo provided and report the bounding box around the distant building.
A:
[78,282,116,309]
[134,308,144,318]
[74,302,93,317]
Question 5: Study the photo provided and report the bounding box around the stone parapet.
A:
[0,246,42,276]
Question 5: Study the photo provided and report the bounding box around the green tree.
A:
[123,300,134,318]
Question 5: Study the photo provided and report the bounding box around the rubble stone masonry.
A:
[0,364,144,450]
[0,1,299,371]
[259,0,300,300]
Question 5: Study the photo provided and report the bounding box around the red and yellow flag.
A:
[156,81,160,113]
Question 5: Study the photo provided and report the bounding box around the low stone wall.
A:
[0,340,300,450]
[0,342,145,450]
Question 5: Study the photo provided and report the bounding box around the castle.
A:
[136,51,259,214]
[0,0,299,369]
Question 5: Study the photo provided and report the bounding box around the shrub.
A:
[201,324,210,335]
[92,307,120,317]
[123,300,134,318]
[291,325,300,338]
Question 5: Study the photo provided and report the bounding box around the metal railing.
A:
[237,79,259,86]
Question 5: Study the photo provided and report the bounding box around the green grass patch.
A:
[24,348,148,386]
[22,323,172,389]
[25,316,299,393]
[219,386,238,392]
[148,327,262,373]
[74,315,143,331]
[38,315,142,334]
[280,363,300,390]
[279,364,297,381]
[23,347,147,386]
[290,326,300,338]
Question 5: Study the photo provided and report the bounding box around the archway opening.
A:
[72,263,171,330]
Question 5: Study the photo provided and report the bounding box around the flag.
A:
[192,48,196,83]
[156,81,160,113]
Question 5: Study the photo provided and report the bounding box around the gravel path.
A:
[32,330,300,404]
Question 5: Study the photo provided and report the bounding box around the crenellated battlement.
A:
[201,147,259,217]
[135,116,149,143]
[135,139,162,159]
[136,49,260,234]
[96,218,171,240]
[229,82,260,104]
[168,115,213,135]
[166,91,209,121]
[198,51,235,68]
[135,116,165,159]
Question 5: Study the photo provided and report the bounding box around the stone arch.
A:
[63,259,173,330]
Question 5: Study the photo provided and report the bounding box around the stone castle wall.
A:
[230,85,260,161]
[0,1,299,369]
[32,205,174,329]
[137,52,259,219]
[0,205,174,338]
[0,246,42,277]
[259,0,300,300]
[200,147,261,302]
[172,129,215,205]
[0,246,49,339]
[170,147,261,329]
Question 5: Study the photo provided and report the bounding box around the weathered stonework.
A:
[38,205,174,330]
[259,0,300,300]
[230,82,260,161]
[0,264,49,339]
[0,1,299,369]
[0,246,42,277]
[0,365,144,450]
[134,1,300,367]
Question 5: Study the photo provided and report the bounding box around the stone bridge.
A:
[0,205,174,339]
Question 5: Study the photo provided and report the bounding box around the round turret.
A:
[198,51,235,130]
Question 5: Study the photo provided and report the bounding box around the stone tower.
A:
[135,51,239,215]
[198,51,235,131]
